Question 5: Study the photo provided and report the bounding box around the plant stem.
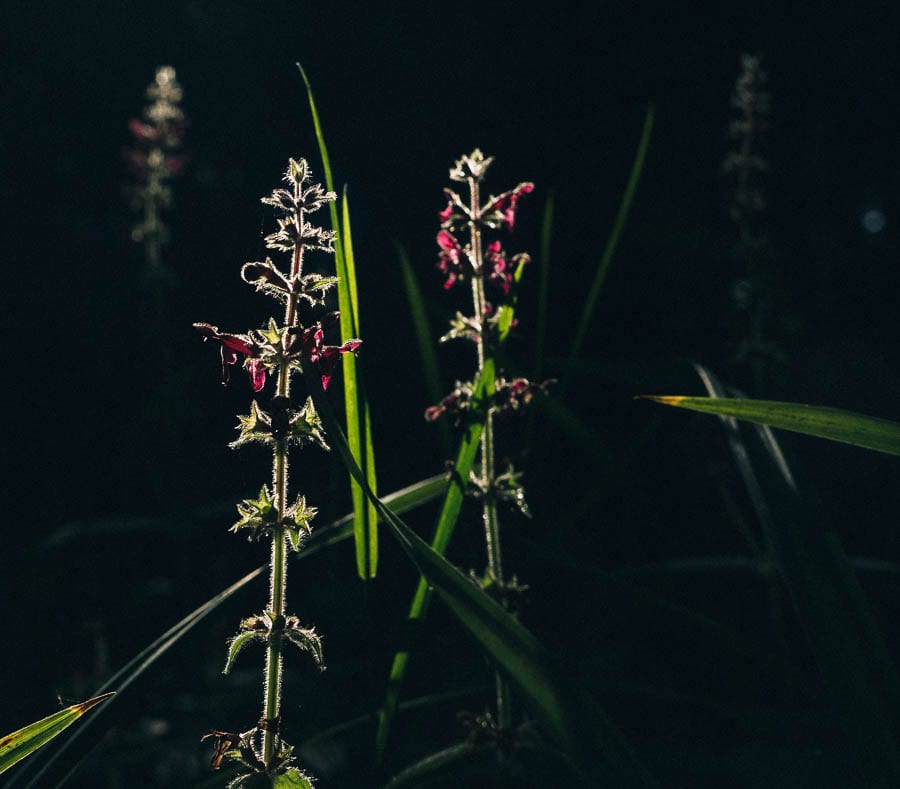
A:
[262,202,306,765]
[468,177,510,732]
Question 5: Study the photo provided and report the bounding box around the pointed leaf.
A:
[640,395,900,457]
[0,693,114,774]
[224,630,262,675]
[298,63,377,578]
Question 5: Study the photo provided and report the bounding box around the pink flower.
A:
[437,229,466,289]
[297,322,361,390]
[485,241,512,295]
[492,182,534,230]
[194,323,266,392]
[439,197,454,224]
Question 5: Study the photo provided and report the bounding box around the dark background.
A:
[3,1,900,786]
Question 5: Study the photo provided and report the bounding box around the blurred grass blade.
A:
[682,363,900,786]
[533,192,553,381]
[397,241,451,455]
[298,63,377,578]
[306,366,658,786]
[0,694,113,775]
[385,744,491,788]
[376,361,493,764]
[641,395,900,457]
[566,103,654,381]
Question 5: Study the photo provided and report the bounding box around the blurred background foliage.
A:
[2,1,900,786]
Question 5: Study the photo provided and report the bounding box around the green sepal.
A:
[493,464,531,518]
[440,310,480,344]
[260,317,284,346]
[284,493,317,552]
[288,157,308,183]
[230,401,273,449]
[223,628,264,674]
[289,396,329,450]
[231,485,279,541]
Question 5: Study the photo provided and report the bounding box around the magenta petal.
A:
[246,359,267,392]
[437,229,460,252]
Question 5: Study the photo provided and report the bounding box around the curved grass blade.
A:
[306,366,658,787]
[397,240,451,456]
[565,102,654,382]
[640,395,900,457]
[378,234,534,760]
[680,363,900,786]
[9,479,445,788]
[376,361,492,764]
[385,744,493,788]
[0,694,113,775]
[302,685,488,748]
[298,62,377,578]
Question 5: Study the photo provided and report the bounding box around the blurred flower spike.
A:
[127,66,186,257]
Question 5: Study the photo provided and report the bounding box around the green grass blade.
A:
[375,361,492,764]
[679,364,900,786]
[306,365,658,786]
[566,103,655,380]
[640,395,900,457]
[340,190,378,577]
[397,241,451,455]
[0,694,113,775]
[298,63,376,578]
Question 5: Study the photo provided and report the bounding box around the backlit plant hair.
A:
[195,158,360,788]
[428,149,550,738]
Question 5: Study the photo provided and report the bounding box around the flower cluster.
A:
[127,66,186,250]
[424,152,545,737]
[435,149,533,294]
[425,376,552,423]
[197,158,354,786]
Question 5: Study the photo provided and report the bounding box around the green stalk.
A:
[467,176,510,731]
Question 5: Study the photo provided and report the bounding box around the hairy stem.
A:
[262,201,306,764]
[468,177,510,731]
